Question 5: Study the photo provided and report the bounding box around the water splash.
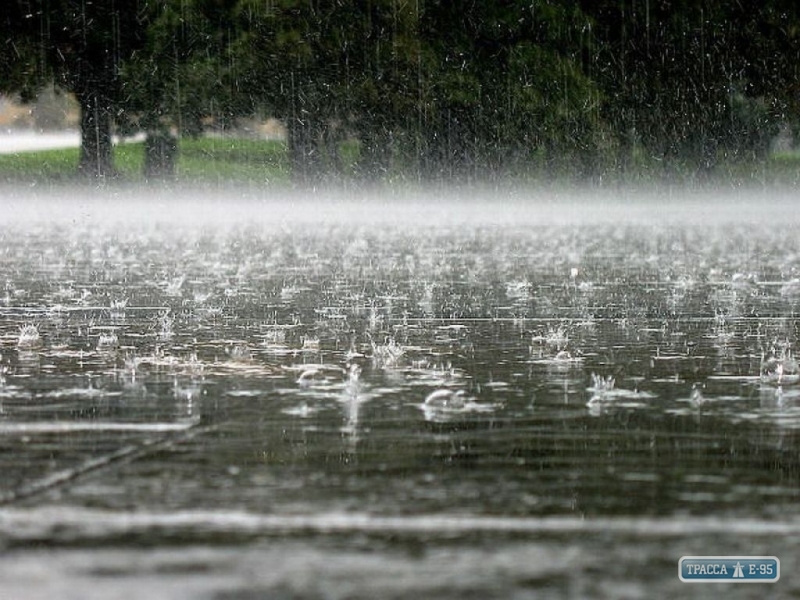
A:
[690,383,707,409]
[530,324,583,364]
[586,373,656,410]
[587,373,616,404]
[17,324,41,349]
[97,331,119,351]
[369,334,405,367]
[761,346,800,385]
[164,275,186,297]
[296,365,346,388]
[419,387,496,422]
[157,311,175,340]
[109,298,128,319]
[424,388,467,409]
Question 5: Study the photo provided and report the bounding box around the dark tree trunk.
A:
[144,131,178,180]
[77,89,116,179]
[287,117,322,186]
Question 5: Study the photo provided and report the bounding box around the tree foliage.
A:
[2,0,800,183]
[2,1,150,177]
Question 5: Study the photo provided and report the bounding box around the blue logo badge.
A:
[679,556,779,582]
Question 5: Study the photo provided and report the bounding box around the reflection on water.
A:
[1,191,800,597]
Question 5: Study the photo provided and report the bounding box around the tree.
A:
[5,0,800,184]
[233,1,428,184]
[234,1,362,184]
[119,0,245,179]
[412,0,604,180]
[0,3,38,101]
[1,1,150,178]
[581,0,800,177]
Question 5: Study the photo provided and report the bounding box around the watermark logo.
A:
[679,556,779,583]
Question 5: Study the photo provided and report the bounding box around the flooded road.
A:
[0,187,799,598]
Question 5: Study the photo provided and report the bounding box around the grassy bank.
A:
[0,136,291,185]
[1,135,799,188]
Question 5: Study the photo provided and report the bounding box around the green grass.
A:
[0,136,291,185]
[0,145,84,182]
[1,134,799,187]
[177,137,289,184]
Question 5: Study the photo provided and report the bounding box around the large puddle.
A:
[1,187,798,597]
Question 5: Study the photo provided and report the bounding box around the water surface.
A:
[1,187,799,598]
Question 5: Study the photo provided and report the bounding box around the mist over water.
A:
[1,186,800,598]
[4,183,799,227]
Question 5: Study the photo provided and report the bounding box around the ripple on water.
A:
[1,201,800,598]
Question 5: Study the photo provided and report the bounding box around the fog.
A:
[3,182,797,229]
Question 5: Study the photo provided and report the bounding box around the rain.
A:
[1,1,800,598]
